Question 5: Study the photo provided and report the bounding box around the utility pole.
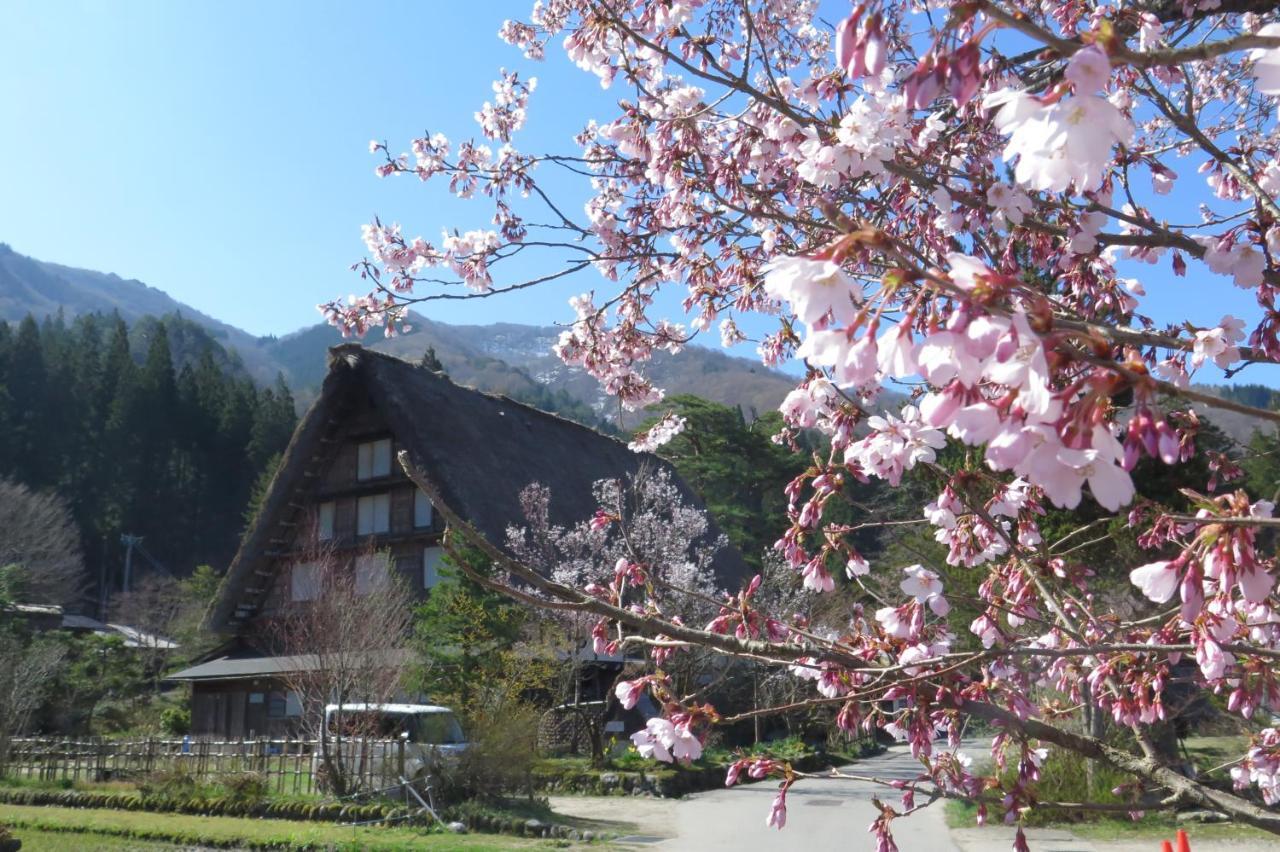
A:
[120,534,143,595]
[97,556,109,622]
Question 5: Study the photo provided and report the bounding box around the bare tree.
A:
[0,634,65,772]
[109,575,186,693]
[267,538,414,797]
[0,477,85,606]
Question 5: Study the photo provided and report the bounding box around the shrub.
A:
[433,698,541,805]
[160,707,191,736]
[219,771,269,805]
[136,768,197,800]
[1018,748,1135,825]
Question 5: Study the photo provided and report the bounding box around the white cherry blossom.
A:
[985,89,1133,194]
[762,256,863,330]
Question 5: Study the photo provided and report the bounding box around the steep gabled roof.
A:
[207,344,748,632]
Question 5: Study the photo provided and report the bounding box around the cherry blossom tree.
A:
[343,1,1280,843]
[503,467,728,764]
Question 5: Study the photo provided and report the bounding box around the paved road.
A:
[552,743,1276,852]
[649,744,961,851]
[551,743,966,851]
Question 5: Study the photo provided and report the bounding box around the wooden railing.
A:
[4,736,407,795]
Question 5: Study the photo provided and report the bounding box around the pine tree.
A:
[246,374,297,472]
[6,316,49,486]
[0,311,298,609]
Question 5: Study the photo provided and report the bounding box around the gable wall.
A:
[247,389,444,633]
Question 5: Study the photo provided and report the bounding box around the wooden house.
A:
[169,344,745,737]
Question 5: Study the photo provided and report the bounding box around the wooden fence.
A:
[4,737,408,796]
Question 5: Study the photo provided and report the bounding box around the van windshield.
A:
[410,712,465,745]
[324,709,464,744]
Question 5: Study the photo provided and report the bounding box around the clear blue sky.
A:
[0,0,616,337]
[1,1,1275,386]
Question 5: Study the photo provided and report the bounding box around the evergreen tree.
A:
[247,375,296,471]
[6,316,48,486]
[0,323,13,472]
[411,547,526,711]
[0,312,297,611]
[642,395,805,565]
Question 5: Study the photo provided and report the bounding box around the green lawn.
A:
[4,827,180,850]
[0,804,555,850]
[946,800,1271,843]
[1182,735,1248,778]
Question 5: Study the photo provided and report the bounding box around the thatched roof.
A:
[207,344,748,633]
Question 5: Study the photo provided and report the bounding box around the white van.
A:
[319,703,467,785]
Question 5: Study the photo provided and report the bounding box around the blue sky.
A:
[0,0,614,337]
[1,1,1275,385]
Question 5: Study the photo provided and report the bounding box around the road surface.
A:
[550,742,1277,851]
[551,743,963,851]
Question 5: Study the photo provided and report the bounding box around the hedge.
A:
[532,742,885,797]
[0,789,588,841]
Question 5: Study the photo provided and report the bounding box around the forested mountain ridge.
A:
[0,311,296,611]
[0,243,282,384]
[6,242,1280,443]
[1,244,798,426]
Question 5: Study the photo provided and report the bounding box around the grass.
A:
[4,827,181,849]
[0,775,137,794]
[0,771,325,803]
[0,803,553,850]
[1182,734,1248,778]
[941,733,1270,844]
[946,799,1274,841]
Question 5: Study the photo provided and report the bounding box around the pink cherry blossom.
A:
[1191,315,1246,370]
[631,716,703,764]
[615,678,648,710]
[350,1,1280,839]
[900,564,949,616]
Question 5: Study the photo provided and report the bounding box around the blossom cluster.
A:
[346,0,1280,841]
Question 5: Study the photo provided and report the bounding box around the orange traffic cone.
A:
[1175,828,1191,852]
[1160,841,1173,852]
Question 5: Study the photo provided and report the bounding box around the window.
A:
[290,562,321,601]
[356,493,390,535]
[268,693,287,718]
[423,546,445,589]
[355,552,390,595]
[414,489,433,529]
[317,502,335,540]
[357,438,392,480]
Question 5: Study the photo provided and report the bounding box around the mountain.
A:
[0,243,281,384]
[0,244,798,429]
[19,242,1275,444]
[262,316,797,427]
